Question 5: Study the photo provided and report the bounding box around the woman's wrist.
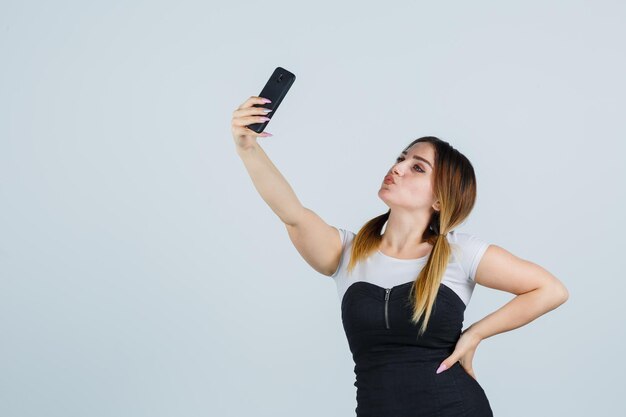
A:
[462,324,484,344]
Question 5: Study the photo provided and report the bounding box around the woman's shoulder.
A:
[448,229,487,244]
[335,227,356,245]
[448,229,490,281]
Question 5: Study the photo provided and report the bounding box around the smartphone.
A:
[246,66,296,133]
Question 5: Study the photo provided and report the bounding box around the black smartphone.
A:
[246,66,296,133]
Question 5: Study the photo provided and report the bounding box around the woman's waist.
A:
[353,344,453,373]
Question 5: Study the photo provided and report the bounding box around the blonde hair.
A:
[346,136,478,336]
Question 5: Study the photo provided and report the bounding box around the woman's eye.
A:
[395,157,424,172]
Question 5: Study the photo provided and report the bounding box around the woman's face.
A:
[378,142,439,212]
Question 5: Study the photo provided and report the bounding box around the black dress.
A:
[341,280,493,416]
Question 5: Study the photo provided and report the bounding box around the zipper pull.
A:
[385,288,391,329]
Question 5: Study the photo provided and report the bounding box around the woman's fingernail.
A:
[436,364,447,374]
[262,98,272,103]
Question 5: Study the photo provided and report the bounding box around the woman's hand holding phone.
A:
[232,67,296,151]
[231,96,274,151]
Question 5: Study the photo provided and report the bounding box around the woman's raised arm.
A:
[231,95,303,226]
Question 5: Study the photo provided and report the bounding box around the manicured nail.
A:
[262,98,272,103]
[436,364,447,374]
[261,132,273,137]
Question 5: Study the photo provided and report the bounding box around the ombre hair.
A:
[345,136,478,336]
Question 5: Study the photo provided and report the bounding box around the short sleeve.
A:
[330,227,348,278]
[452,232,490,281]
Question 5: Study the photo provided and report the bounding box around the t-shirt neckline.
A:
[376,249,430,262]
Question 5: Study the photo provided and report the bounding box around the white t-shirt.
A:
[331,228,490,307]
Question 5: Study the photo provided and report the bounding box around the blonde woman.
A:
[231,96,569,416]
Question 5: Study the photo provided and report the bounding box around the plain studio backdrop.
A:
[1,1,624,416]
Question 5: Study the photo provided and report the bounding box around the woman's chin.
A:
[377,192,392,205]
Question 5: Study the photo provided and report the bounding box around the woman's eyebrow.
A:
[400,151,433,169]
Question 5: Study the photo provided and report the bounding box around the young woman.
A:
[231,96,569,416]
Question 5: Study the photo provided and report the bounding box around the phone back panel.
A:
[247,66,296,133]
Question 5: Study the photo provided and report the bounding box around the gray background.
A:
[1,1,624,416]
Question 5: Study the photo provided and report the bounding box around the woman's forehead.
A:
[404,142,435,158]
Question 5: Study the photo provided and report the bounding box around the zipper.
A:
[384,288,391,329]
